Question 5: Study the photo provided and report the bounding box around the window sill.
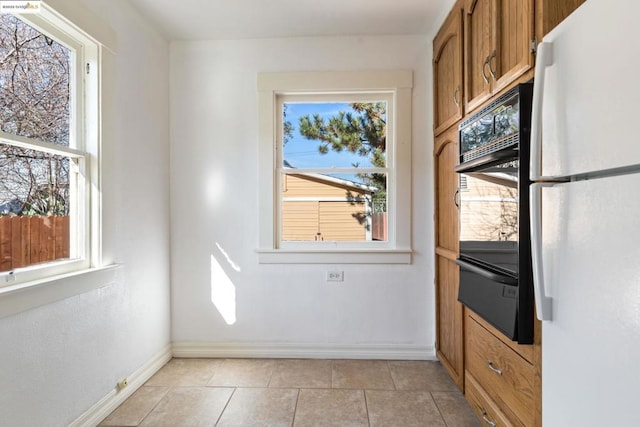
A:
[256,249,412,264]
[0,264,120,319]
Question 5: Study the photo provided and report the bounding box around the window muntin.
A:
[0,11,95,285]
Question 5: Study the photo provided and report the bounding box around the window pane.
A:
[0,144,75,272]
[0,14,71,146]
[283,101,387,168]
[281,172,387,242]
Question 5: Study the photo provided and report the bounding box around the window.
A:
[0,7,100,287]
[257,71,412,264]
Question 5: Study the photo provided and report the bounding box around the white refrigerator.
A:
[530,0,640,425]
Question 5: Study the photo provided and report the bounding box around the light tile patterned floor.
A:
[100,358,480,426]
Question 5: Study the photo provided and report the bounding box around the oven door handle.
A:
[456,258,517,286]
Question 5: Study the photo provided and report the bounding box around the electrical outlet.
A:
[327,270,344,282]
[117,378,128,390]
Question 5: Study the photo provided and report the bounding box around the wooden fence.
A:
[0,216,70,272]
[372,212,387,241]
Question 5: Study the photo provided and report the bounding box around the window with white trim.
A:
[0,9,100,286]
[257,71,413,264]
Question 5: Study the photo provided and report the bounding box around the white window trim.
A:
[257,70,413,264]
[0,2,117,317]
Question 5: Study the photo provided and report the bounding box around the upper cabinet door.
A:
[492,0,534,93]
[535,0,586,41]
[464,0,493,113]
[465,0,534,114]
[433,4,463,136]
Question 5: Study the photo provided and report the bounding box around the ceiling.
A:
[127,0,454,41]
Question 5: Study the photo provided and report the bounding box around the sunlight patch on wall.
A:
[210,253,236,325]
[216,242,241,272]
[206,170,225,207]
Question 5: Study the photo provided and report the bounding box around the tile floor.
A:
[100,358,480,426]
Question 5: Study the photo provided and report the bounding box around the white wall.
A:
[0,1,171,425]
[170,35,436,355]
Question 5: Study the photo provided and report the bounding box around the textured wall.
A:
[169,35,436,351]
[0,1,171,425]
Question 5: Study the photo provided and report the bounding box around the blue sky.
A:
[282,102,376,170]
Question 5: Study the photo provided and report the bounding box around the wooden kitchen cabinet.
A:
[434,127,459,253]
[463,0,492,113]
[433,2,463,136]
[464,0,534,113]
[466,313,536,426]
[434,126,464,390]
[466,374,514,427]
[432,1,583,423]
[535,0,586,41]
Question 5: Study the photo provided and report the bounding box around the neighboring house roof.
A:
[283,162,378,194]
[290,172,378,194]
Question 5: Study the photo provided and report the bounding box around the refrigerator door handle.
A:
[530,183,553,321]
[530,41,554,182]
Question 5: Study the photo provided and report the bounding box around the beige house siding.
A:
[319,201,366,241]
[281,174,369,241]
[281,201,319,241]
[283,174,365,198]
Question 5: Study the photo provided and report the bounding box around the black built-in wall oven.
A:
[455,82,534,344]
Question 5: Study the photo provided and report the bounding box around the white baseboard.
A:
[69,344,172,427]
[172,342,436,360]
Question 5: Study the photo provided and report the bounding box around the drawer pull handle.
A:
[481,410,497,427]
[487,360,503,375]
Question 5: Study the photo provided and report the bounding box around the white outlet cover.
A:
[327,271,344,281]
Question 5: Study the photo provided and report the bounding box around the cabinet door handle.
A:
[487,360,503,375]
[488,50,497,80]
[481,410,497,427]
[481,56,490,84]
[454,188,460,209]
[453,85,461,109]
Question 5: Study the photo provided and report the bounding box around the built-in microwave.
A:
[454,82,534,344]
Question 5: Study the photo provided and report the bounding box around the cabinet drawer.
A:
[465,373,514,427]
[466,316,535,426]
[468,311,534,364]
